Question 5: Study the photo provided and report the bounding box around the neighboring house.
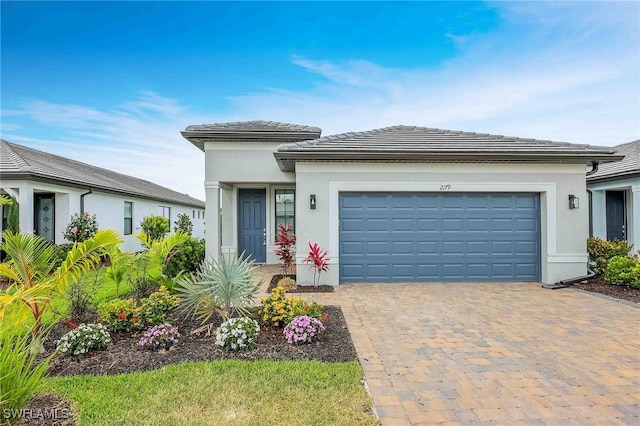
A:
[587,139,639,252]
[0,140,205,251]
[181,121,622,285]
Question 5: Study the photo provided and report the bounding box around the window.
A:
[124,202,133,235]
[275,189,295,233]
[192,210,195,219]
[159,206,171,223]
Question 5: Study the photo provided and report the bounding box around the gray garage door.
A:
[339,192,540,282]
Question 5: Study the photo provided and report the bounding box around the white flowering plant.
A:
[283,315,325,344]
[215,317,259,352]
[138,323,180,351]
[56,323,111,358]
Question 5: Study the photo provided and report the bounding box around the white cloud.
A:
[2,92,211,200]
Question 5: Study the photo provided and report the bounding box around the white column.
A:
[17,186,34,235]
[220,185,235,256]
[204,181,220,262]
[632,186,640,253]
[590,190,606,239]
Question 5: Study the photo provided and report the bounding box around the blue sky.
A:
[2,1,639,200]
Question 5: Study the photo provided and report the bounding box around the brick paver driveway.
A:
[325,283,640,425]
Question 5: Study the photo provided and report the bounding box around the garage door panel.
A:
[339,192,540,282]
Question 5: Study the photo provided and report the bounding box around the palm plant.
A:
[176,253,262,323]
[0,229,122,345]
[134,230,189,291]
[104,245,133,297]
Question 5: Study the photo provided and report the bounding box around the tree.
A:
[174,213,193,236]
[140,215,170,241]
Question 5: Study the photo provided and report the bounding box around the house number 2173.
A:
[440,185,451,191]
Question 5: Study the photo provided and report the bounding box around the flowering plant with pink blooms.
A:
[138,323,180,351]
[283,315,325,344]
[63,212,99,242]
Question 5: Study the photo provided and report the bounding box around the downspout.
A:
[80,189,93,213]
[543,161,600,289]
[586,161,599,176]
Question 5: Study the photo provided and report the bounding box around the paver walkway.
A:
[254,267,640,425]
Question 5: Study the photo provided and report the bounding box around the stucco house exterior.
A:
[0,139,205,251]
[181,121,623,286]
[587,139,639,252]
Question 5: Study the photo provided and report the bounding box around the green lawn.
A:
[40,360,378,426]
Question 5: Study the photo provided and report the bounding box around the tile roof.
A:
[274,125,623,172]
[0,140,204,208]
[587,140,640,182]
[184,120,322,133]
[182,120,322,151]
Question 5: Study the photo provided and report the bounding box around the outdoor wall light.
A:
[310,194,316,210]
[569,194,579,209]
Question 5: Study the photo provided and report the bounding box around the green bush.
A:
[604,255,640,287]
[51,243,73,269]
[56,323,111,358]
[138,286,179,326]
[0,331,52,424]
[140,215,170,241]
[277,277,297,292]
[174,213,193,236]
[97,298,140,332]
[587,237,631,275]
[164,236,205,278]
[63,212,99,243]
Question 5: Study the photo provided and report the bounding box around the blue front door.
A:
[238,189,267,262]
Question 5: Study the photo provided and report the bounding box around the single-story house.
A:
[0,139,205,251]
[587,139,639,252]
[181,121,623,285]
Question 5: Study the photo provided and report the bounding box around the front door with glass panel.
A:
[34,193,55,242]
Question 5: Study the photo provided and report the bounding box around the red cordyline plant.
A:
[274,224,296,276]
[302,242,330,286]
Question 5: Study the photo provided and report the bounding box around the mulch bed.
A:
[267,274,335,293]
[43,305,356,377]
[571,276,640,304]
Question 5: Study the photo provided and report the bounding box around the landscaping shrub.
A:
[302,242,330,286]
[66,280,96,323]
[97,298,140,332]
[0,331,52,424]
[277,277,297,292]
[174,213,193,236]
[215,317,259,352]
[259,286,325,327]
[56,323,111,358]
[51,243,73,269]
[274,224,296,275]
[138,286,179,326]
[140,215,170,241]
[587,237,632,275]
[176,254,262,322]
[63,212,99,243]
[284,315,325,344]
[138,323,180,351]
[604,255,640,287]
[164,236,205,278]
